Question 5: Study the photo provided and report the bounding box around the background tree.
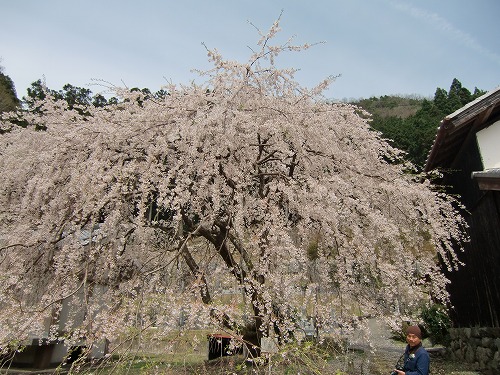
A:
[361,79,485,169]
[0,64,20,114]
[0,19,466,359]
[24,80,102,113]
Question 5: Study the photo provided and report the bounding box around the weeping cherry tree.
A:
[0,18,466,360]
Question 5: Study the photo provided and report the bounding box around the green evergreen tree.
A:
[433,87,449,113]
[0,70,20,113]
[23,79,118,113]
[1,79,121,133]
[23,79,49,112]
[447,78,465,112]
[57,83,92,109]
[365,79,484,170]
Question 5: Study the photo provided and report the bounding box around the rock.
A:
[465,344,475,363]
[464,328,472,338]
[481,337,492,348]
[476,346,492,367]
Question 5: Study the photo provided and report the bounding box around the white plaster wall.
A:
[476,120,500,169]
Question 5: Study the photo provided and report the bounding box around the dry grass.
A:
[74,340,482,375]
[1,329,483,375]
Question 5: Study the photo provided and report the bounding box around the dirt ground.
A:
[347,318,482,375]
[1,320,484,374]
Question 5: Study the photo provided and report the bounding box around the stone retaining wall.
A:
[448,327,500,374]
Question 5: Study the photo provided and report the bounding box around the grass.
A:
[1,329,482,375]
[1,350,481,375]
[70,351,481,375]
[72,336,482,375]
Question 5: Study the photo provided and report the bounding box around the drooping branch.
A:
[179,242,211,304]
[254,133,270,198]
[180,211,269,335]
[218,163,237,190]
[197,223,247,283]
[287,152,298,177]
[178,241,239,331]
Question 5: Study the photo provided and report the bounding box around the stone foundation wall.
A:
[448,327,500,374]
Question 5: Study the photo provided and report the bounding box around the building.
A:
[424,87,500,373]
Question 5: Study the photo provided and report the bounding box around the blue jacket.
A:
[403,344,430,375]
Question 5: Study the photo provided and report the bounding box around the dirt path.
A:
[347,318,406,374]
[347,318,481,375]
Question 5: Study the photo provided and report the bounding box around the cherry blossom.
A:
[0,18,466,355]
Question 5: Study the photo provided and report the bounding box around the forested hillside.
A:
[355,94,424,119]
[354,79,486,169]
[0,69,20,113]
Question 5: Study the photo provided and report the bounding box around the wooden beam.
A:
[475,177,500,191]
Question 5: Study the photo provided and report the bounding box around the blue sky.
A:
[2,0,499,101]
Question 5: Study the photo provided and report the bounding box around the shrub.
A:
[420,304,451,346]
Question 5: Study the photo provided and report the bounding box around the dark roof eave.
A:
[424,86,500,172]
[424,119,450,172]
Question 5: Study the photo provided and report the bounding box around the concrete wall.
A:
[449,327,500,375]
[476,119,500,169]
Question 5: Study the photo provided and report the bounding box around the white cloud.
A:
[388,0,500,65]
